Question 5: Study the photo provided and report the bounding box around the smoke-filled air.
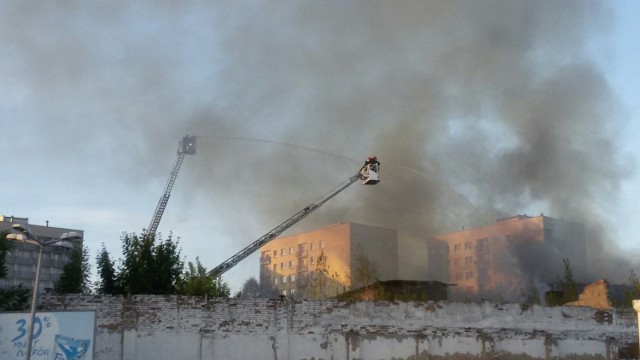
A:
[1,1,636,288]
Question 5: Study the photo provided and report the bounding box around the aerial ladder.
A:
[147,135,196,238]
[209,156,380,277]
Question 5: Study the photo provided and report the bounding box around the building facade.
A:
[428,215,586,301]
[0,215,84,293]
[259,223,398,298]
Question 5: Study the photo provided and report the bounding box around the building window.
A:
[289,247,294,255]
[273,250,278,258]
[310,243,315,251]
[261,251,271,265]
[282,290,287,296]
[290,289,296,296]
[298,243,307,256]
[455,273,463,280]
[275,277,279,285]
[464,242,472,250]
[289,260,294,269]
[281,248,286,256]
[273,264,277,271]
[454,258,460,266]
[281,262,285,270]
[282,276,287,284]
[454,244,461,252]
[310,257,315,265]
[465,256,473,265]
[320,240,326,249]
[466,271,474,279]
[290,274,296,282]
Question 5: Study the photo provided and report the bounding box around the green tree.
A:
[305,251,344,299]
[523,280,542,305]
[179,257,230,298]
[349,245,379,298]
[623,269,640,307]
[117,232,183,295]
[0,231,11,278]
[95,244,118,294]
[0,285,30,311]
[151,236,183,294]
[560,258,578,304]
[56,244,91,294]
[0,232,29,310]
[237,276,262,299]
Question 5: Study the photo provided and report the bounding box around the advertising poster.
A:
[0,311,95,360]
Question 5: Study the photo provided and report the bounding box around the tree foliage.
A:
[623,269,640,308]
[117,232,183,295]
[95,244,118,294]
[0,231,11,279]
[0,232,29,310]
[237,276,262,299]
[523,280,542,305]
[96,231,231,298]
[179,257,230,298]
[56,244,91,294]
[0,284,30,311]
[560,258,578,304]
[305,251,345,299]
[349,245,379,297]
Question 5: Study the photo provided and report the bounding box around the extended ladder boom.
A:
[210,158,380,277]
[147,135,196,237]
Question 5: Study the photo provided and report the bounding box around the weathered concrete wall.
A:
[38,295,638,360]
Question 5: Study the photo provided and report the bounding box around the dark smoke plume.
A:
[1,1,634,285]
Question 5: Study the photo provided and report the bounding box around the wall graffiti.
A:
[0,311,95,360]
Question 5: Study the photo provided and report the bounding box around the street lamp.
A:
[6,223,82,360]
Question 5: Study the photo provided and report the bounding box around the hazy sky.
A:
[1,1,639,292]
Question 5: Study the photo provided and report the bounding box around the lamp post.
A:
[6,224,81,360]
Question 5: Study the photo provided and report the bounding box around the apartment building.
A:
[429,214,586,301]
[259,223,398,298]
[0,215,84,293]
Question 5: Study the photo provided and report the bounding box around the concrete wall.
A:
[38,294,638,360]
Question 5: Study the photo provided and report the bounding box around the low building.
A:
[0,215,84,293]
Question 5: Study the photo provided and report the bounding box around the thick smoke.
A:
[1,1,634,285]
